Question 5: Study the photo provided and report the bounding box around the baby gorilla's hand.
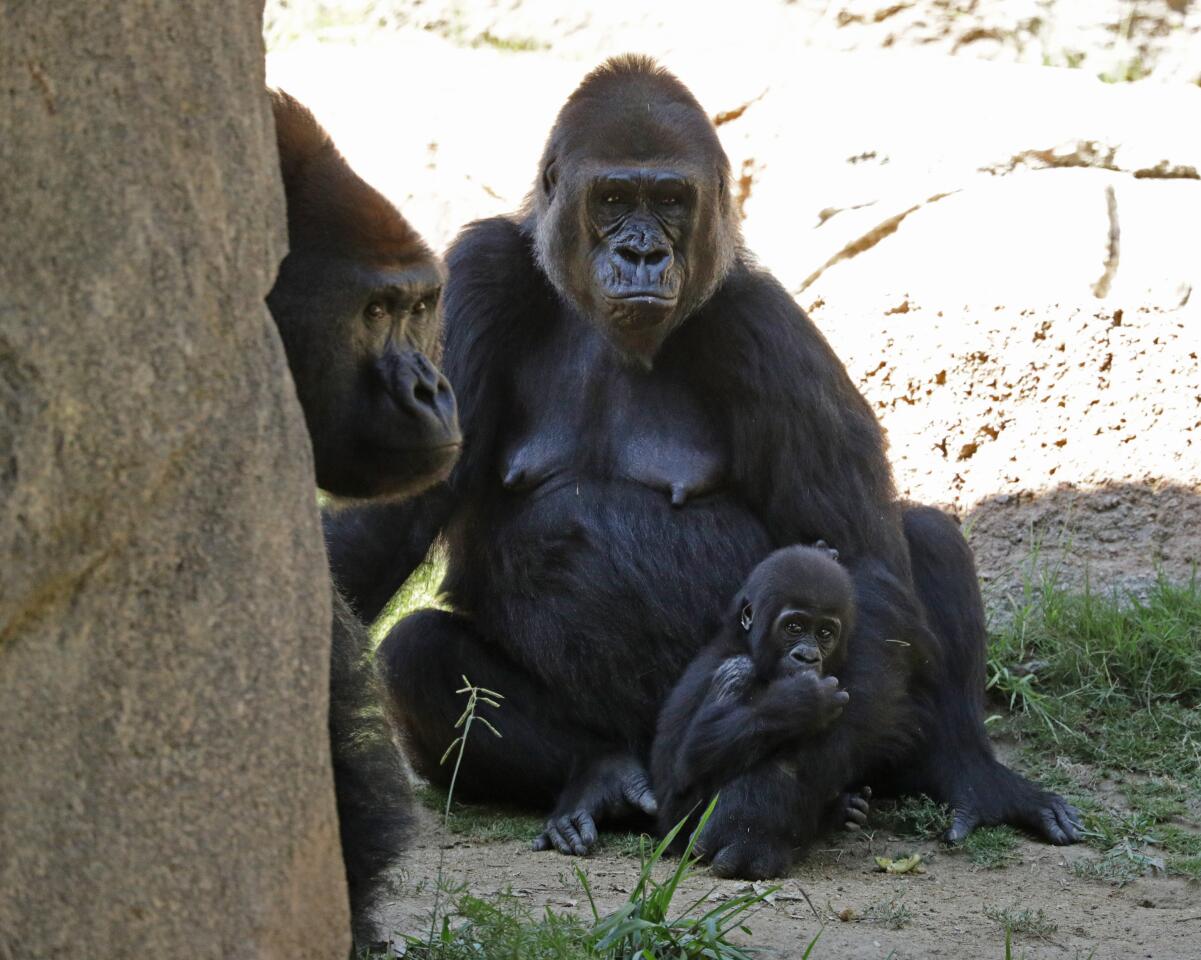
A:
[759,670,849,736]
[803,672,850,727]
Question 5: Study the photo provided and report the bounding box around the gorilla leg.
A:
[329,591,412,948]
[377,609,610,806]
[901,505,1080,845]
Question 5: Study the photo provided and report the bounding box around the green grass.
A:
[860,893,913,930]
[988,570,1201,883]
[414,784,649,856]
[873,573,1198,884]
[983,905,1058,940]
[873,797,1018,868]
[962,827,1021,869]
[875,795,950,839]
[399,798,800,960]
[416,784,544,843]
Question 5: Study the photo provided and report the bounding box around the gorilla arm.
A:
[323,217,532,620]
[652,648,849,833]
[693,264,910,575]
[323,485,453,623]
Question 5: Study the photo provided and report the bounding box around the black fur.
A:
[327,56,1080,877]
[268,90,461,950]
[650,545,856,864]
[328,592,412,947]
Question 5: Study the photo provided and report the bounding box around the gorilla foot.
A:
[943,759,1081,846]
[532,755,658,856]
[839,785,871,832]
[707,838,794,880]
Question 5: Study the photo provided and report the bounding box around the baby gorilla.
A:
[651,545,869,872]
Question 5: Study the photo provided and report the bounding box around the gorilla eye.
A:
[412,299,427,315]
[364,301,388,322]
[785,621,804,636]
[604,193,624,204]
[658,195,679,206]
[817,626,835,640]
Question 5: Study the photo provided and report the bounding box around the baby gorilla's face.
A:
[752,604,842,681]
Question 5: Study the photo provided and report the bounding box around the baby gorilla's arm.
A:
[670,657,849,797]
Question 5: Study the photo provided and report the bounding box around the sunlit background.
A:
[265,0,1201,601]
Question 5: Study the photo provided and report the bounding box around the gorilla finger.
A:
[622,774,659,815]
[814,540,839,561]
[556,816,588,856]
[1041,819,1070,846]
[844,821,862,832]
[849,795,870,815]
[834,690,851,705]
[944,808,980,845]
[847,803,869,825]
[1059,800,1082,832]
[1045,801,1082,845]
[548,824,577,856]
[573,812,599,852]
[531,833,551,852]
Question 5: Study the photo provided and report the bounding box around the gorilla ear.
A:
[740,602,754,633]
[541,158,559,202]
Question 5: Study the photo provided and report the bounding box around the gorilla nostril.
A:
[615,245,641,266]
[644,249,668,268]
[413,383,436,410]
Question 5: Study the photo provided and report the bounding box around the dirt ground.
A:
[380,791,1200,960]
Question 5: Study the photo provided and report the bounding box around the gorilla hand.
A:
[532,755,658,856]
[757,670,849,738]
[839,785,872,831]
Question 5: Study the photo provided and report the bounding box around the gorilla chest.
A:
[500,329,726,505]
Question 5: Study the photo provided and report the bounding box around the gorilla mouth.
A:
[604,291,678,329]
[607,291,676,302]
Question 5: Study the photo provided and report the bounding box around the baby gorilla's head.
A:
[736,545,855,683]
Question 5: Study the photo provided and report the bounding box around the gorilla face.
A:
[268,251,461,501]
[532,56,739,368]
[734,545,856,684]
[750,603,844,682]
[269,89,461,501]
[584,168,692,358]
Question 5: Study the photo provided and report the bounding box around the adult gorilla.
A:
[268,91,459,947]
[326,56,1079,878]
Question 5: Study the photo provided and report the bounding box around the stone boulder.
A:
[0,3,346,958]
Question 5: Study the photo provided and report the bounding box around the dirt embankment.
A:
[267,0,1200,605]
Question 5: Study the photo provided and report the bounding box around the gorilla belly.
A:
[447,480,771,736]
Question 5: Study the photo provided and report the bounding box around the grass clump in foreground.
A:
[401,797,807,960]
[983,905,1058,940]
[988,570,1201,882]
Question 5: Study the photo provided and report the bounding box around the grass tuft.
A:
[962,826,1020,869]
[400,797,795,959]
[983,905,1058,940]
[988,569,1200,883]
